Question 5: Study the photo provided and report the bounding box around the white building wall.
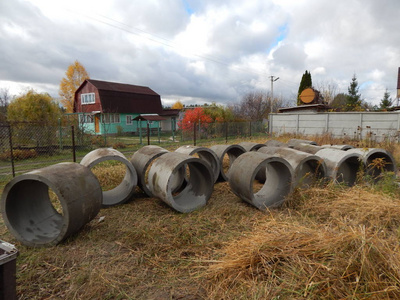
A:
[269,112,400,142]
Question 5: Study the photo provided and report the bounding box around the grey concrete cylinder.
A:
[321,144,354,151]
[130,145,169,197]
[148,152,214,213]
[175,145,221,183]
[80,148,137,207]
[228,152,294,210]
[289,143,323,154]
[258,146,327,187]
[1,163,102,247]
[347,148,396,179]
[238,142,267,152]
[287,139,318,147]
[265,140,287,147]
[210,144,246,182]
[315,148,363,186]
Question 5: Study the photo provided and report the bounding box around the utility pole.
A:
[270,75,279,100]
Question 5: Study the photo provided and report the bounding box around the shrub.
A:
[90,136,109,147]
[112,142,127,149]
[0,149,38,161]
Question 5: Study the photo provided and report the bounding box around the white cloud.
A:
[1,0,400,107]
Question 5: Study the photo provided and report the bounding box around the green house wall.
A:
[78,113,160,135]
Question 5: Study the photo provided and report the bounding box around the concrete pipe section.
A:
[347,148,396,179]
[228,152,294,210]
[130,145,169,197]
[292,143,353,154]
[210,144,246,182]
[321,144,354,151]
[175,145,221,183]
[1,163,102,247]
[80,148,137,207]
[148,152,214,213]
[315,148,363,186]
[265,140,287,147]
[287,139,318,148]
[258,147,327,187]
[289,143,323,155]
[238,142,267,152]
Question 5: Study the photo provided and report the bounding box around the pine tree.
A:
[345,74,362,111]
[297,70,312,106]
[379,89,392,110]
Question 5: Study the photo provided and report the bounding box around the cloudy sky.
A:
[1,0,399,107]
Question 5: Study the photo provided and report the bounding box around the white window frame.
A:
[81,93,95,105]
[79,114,94,124]
[126,115,133,125]
[103,113,120,124]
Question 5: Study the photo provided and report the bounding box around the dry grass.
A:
[205,184,400,299]
[1,135,400,299]
[91,161,126,191]
[206,220,400,299]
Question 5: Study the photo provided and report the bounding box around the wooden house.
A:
[73,79,178,135]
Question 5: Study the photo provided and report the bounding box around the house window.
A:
[103,113,120,124]
[79,114,94,123]
[126,115,133,125]
[81,93,95,104]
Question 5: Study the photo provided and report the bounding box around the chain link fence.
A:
[0,120,266,189]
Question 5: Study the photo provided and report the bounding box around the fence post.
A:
[193,122,197,146]
[139,120,142,145]
[147,122,150,145]
[71,125,76,162]
[58,118,63,150]
[8,124,15,177]
[158,122,161,144]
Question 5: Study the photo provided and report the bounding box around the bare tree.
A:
[0,87,13,121]
[315,80,338,105]
[232,91,293,121]
[0,87,11,107]
[232,91,269,121]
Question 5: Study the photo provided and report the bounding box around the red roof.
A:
[87,79,159,96]
[133,114,166,121]
[74,79,162,114]
[159,109,180,116]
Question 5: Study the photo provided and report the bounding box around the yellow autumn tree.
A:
[7,89,61,124]
[59,60,90,113]
[7,89,62,146]
[171,100,184,110]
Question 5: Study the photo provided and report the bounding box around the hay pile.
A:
[205,185,400,299]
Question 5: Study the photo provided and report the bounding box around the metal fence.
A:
[0,120,266,189]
